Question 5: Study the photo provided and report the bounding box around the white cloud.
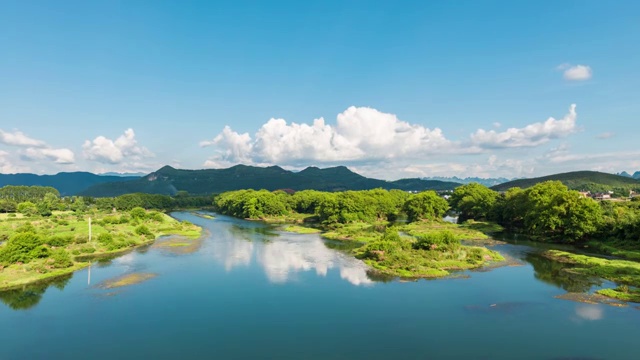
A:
[558,63,593,81]
[0,129,75,167]
[0,150,29,173]
[202,106,452,166]
[21,147,75,164]
[470,104,578,148]
[0,129,46,147]
[83,129,153,164]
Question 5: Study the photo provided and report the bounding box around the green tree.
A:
[449,183,499,221]
[403,191,449,222]
[17,201,38,217]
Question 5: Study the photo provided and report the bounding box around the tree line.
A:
[213,189,449,224]
[0,185,212,216]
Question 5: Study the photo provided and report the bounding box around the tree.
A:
[17,202,38,217]
[449,183,499,221]
[403,191,449,222]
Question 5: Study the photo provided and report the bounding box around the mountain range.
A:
[617,171,640,180]
[0,165,462,197]
[491,171,640,192]
[0,172,139,196]
[421,176,512,187]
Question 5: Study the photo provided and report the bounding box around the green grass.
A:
[400,220,491,241]
[543,249,640,303]
[283,225,321,234]
[0,210,202,290]
[322,222,385,243]
[597,287,640,302]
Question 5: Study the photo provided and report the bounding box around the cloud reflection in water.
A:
[210,227,372,286]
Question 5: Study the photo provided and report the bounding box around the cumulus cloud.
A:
[83,129,153,164]
[0,129,75,166]
[0,129,47,147]
[0,150,29,173]
[21,147,75,164]
[470,104,578,148]
[558,63,593,81]
[202,106,452,166]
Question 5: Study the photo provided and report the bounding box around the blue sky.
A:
[1,0,639,179]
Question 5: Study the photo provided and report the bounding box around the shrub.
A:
[130,207,147,220]
[74,236,88,244]
[15,222,37,234]
[8,213,16,218]
[148,211,165,223]
[0,232,45,265]
[413,231,460,251]
[135,225,154,238]
[17,202,38,217]
[97,233,114,245]
[29,245,51,259]
[46,235,73,247]
[80,246,96,254]
[49,249,73,268]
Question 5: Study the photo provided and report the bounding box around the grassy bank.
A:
[542,250,640,302]
[0,209,201,291]
[263,216,506,279]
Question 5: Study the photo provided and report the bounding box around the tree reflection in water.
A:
[0,273,73,310]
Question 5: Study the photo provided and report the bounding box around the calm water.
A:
[1,212,639,360]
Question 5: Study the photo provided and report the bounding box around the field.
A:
[0,209,201,290]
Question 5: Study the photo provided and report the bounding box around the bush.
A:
[29,245,51,259]
[135,225,154,238]
[0,232,45,265]
[80,246,96,254]
[130,207,147,220]
[46,235,73,247]
[15,222,37,234]
[49,249,73,268]
[413,231,460,251]
[97,233,114,245]
[74,236,88,244]
[148,212,165,222]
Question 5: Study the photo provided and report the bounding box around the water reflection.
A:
[209,220,372,286]
[575,304,604,321]
[0,274,72,310]
[525,252,602,293]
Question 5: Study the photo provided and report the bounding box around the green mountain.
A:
[491,171,640,192]
[0,172,141,196]
[80,165,460,197]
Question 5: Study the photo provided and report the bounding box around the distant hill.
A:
[80,165,461,197]
[99,172,148,177]
[491,171,640,192]
[618,171,640,180]
[0,172,141,196]
[422,176,511,187]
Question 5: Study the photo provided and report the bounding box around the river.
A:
[0,212,638,360]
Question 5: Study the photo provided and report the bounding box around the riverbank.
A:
[542,250,640,302]
[0,209,202,291]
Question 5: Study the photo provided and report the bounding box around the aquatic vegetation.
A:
[543,250,640,303]
[99,272,157,289]
[283,225,321,234]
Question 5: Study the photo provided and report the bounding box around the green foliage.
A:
[134,225,154,238]
[403,191,449,222]
[493,181,603,242]
[0,185,60,203]
[48,249,74,268]
[449,183,498,221]
[97,233,114,245]
[215,189,289,219]
[17,201,38,217]
[45,235,73,247]
[147,211,165,222]
[413,231,460,251]
[129,207,147,219]
[0,232,45,265]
